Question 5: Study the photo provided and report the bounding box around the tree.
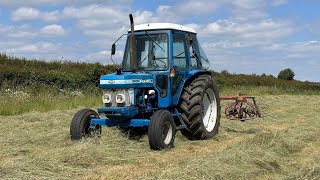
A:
[278,68,295,80]
[221,69,230,75]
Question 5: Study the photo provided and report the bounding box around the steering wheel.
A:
[153,57,167,68]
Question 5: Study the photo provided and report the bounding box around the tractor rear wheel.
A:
[70,108,101,140]
[179,74,220,140]
[148,110,176,150]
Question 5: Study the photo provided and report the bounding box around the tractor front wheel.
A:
[70,108,101,140]
[148,110,176,150]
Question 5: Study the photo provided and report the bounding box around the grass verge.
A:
[1,85,318,116]
[0,87,101,116]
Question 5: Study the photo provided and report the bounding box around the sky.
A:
[0,0,319,82]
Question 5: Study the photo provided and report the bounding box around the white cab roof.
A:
[128,23,197,34]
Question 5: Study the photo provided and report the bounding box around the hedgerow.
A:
[1,53,319,94]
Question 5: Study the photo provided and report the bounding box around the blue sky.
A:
[0,0,319,82]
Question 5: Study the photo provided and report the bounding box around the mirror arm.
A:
[113,34,127,45]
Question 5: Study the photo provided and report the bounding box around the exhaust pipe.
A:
[129,14,137,72]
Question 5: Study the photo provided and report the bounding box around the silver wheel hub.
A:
[163,121,173,145]
[202,88,217,132]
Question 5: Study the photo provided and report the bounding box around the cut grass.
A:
[0,95,319,179]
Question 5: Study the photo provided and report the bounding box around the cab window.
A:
[172,34,188,69]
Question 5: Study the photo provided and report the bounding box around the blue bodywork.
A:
[91,29,210,129]
[100,72,154,89]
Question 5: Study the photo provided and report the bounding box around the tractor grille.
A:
[103,89,133,106]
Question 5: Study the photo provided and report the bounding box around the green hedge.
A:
[0,53,117,90]
[211,71,320,92]
[1,53,319,93]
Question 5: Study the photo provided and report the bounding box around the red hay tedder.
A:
[220,94,261,121]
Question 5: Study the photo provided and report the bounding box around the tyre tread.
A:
[178,74,221,140]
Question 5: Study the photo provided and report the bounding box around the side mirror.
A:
[111,44,116,55]
[189,39,193,46]
[186,36,193,46]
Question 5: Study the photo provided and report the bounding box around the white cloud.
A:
[0,0,63,6]
[11,7,60,22]
[231,0,268,22]
[42,10,60,22]
[63,5,123,20]
[62,3,170,29]
[133,0,227,23]
[264,41,320,53]
[271,0,288,6]
[190,19,294,43]
[40,24,66,36]
[0,24,37,39]
[0,0,132,7]
[176,0,223,16]
[63,5,127,31]
[0,24,13,34]
[12,7,40,21]
[8,31,37,38]
[203,41,252,49]
[86,50,124,64]
[0,23,66,38]
[133,10,171,24]
[6,42,61,54]
[232,0,266,9]
[60,3,134,64]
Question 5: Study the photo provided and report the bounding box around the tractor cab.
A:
[100,23,211,109]
[122,23,210,72]
[70,14,221,150]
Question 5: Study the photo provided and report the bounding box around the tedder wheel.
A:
[239,108,246,122]
[70,108,101,140]
[179,74,221,140]
[148,110,176,150]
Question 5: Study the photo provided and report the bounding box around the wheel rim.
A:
[84,113,100,137]
[83,116,92,136]
[163,121,173,145]
[202,88,217,132]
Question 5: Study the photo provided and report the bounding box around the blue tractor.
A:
[70,14,221,150]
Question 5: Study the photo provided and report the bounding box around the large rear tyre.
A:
[70,108,101,140]
[148,110,176,150]
[179,74,220,140]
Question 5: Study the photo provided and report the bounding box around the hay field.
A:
[0,95,319,179]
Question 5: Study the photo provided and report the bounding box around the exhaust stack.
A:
[129,14,137,72]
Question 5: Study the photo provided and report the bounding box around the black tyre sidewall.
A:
[148,110,176,150]
[70,109,100,140]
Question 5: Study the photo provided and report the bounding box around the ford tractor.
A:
[70,14,221,150]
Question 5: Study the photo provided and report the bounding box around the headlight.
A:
[148,90,155,95]
[102,94,111,103]
[116,94,126,104]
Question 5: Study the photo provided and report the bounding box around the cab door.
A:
[171,32,189,105]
